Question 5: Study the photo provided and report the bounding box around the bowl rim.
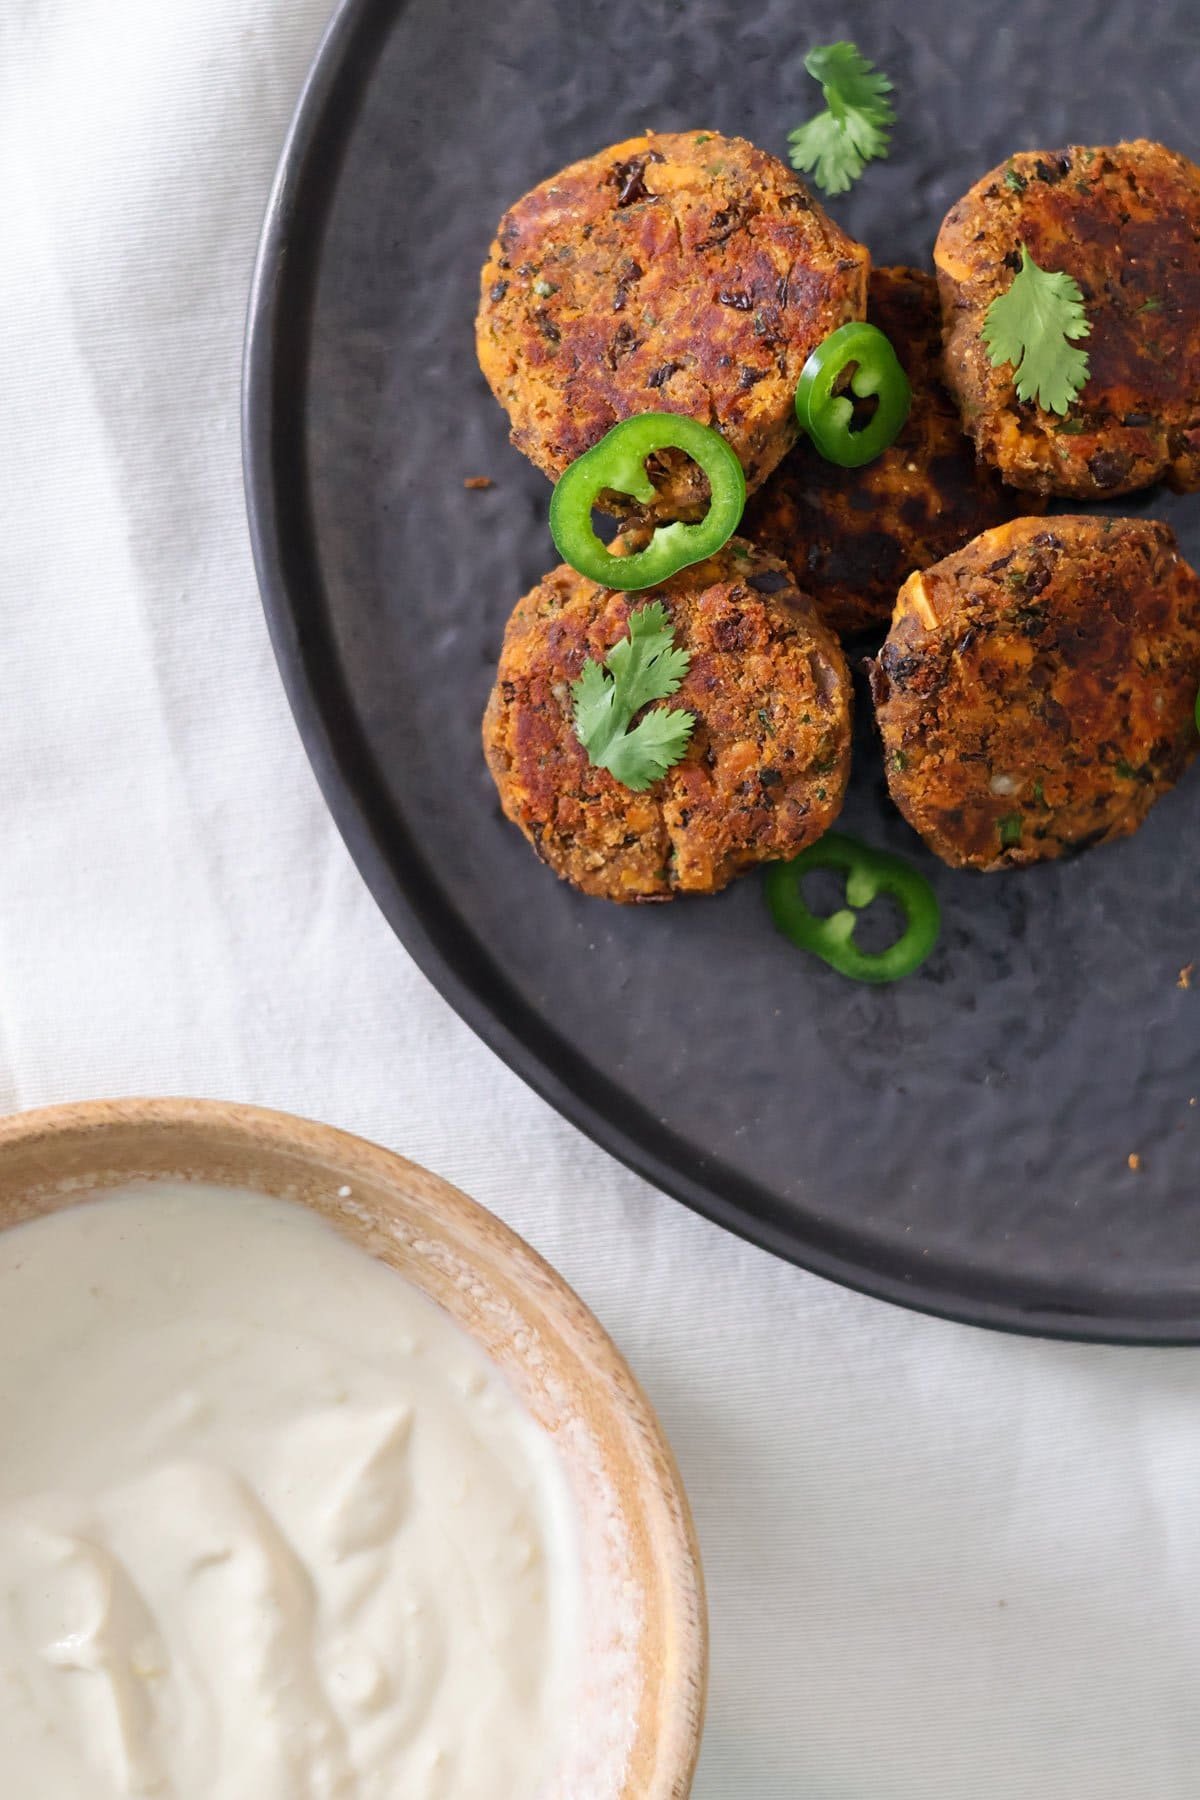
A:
[0,1094,708,1798]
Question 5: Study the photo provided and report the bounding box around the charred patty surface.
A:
[936,141,1200,498]
[476,132,869,521]
[871,516,1200,870]
[744,266,1039,638]
[483,538,853,901]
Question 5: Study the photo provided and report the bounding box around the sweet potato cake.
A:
[476,131,869,521]
[936,141,1200,498]
[743,266,1037,638]
[870,516,1200,871]
[483,538,852,901]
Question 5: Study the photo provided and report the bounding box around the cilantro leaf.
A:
[789,111,865,197]
[788,42,895,196]
[602,603,691,714]
[569,657,619,751]
[571,601,696,792]
[603,707,696,790]
[982,246,1091,415]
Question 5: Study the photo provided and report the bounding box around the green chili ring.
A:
[548,413,746,591]
[765,832,940,984]
[794,321,912,469]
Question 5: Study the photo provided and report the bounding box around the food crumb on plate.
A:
[464,475,494,490]
[1178,963,1194,990]
[1127,1152,1142,1173]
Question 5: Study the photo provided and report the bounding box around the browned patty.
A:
[476,131,869,521]
[483,538,853,901]
[870,516,1200,870]
[743,266,1040,638]
[935,140,1200,498]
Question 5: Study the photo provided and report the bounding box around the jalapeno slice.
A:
[765,832,939,984]
[794,321,911,468]
[548,414,746,591]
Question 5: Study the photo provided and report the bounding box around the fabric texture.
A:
[1,4,1198,1794]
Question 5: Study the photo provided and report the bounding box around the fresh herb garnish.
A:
[571,602,695,791]
[999,813,1024,848]
[787,42,895,196]
[982,245,1091,415]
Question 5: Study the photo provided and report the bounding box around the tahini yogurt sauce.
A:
[0,1184,581,1798]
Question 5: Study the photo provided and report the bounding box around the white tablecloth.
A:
[3,4,1199,1794]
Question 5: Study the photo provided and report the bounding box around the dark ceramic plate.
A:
[244,0,1200,1340]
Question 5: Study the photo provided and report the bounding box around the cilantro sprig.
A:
[788,42,895,196]
[571,602,695,792]
[982,246,1091,415]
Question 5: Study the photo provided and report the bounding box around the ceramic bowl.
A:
[0,1097,706,1798]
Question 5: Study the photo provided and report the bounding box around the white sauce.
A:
[0,1184,581,1798]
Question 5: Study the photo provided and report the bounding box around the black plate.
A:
[244,0,1200,1340]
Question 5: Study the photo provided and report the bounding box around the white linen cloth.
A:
[2,5,1199,1795]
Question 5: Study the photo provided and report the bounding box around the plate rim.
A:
[241,0,1200,1346]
